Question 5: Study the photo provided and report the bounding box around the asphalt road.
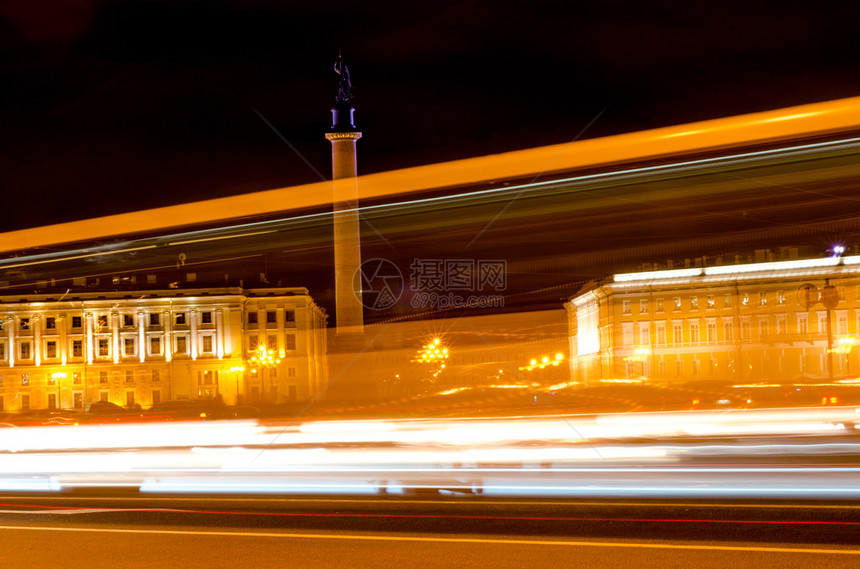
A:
[1,494,859,568]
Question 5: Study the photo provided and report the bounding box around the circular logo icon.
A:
[353,258,404,310]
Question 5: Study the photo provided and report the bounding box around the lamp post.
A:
[249,344,280,402]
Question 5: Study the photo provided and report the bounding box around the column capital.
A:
[324,131,362,142]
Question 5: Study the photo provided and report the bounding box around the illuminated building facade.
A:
[566,255,860,386]
[0,288,327,412]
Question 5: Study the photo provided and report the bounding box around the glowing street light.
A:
[249,344,280,401]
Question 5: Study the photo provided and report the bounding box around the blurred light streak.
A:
[3,96,860,253]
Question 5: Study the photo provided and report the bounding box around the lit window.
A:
[673,297,681,310]
[98,338,110,357]
[706,296,715,309]
[72,340,83,358]
[656,298,664,312]
[639,299,648,314]
[777,291,786,305]
[690,297,698,310]
[22,374,29,386]
[267,336,277,351]
[760,292,767,306]
[19,318,29,330]
[622,300,631,314]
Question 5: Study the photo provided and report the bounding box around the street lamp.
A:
[249,344,280,402]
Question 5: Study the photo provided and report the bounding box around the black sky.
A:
[1,0,858,232]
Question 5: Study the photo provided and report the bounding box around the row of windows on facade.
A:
[618,312,852,347]
[619,352,843,378]
[618,289,842,315]
[0,390,157,412]
[0,366,299,388]
[0,309,297,332]
[0,333,298,361]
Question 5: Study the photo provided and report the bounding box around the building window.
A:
[0,320,3,331]
[724,320,734,342]
[73,372,81,385]
[150,337,161,355]
[99,391,108,401]
[690,296,698,310]
[122,314,134,327]
[656,323,666,345]
[152,390,161,405]
[760,292,767,306]
[72,340,83,358]
[777,317,787,336]
[286,334,296,351]
[267,335,277,351]
[123,338,135,356]
[73,392,83,409]
[72,316,82,329]
[19,318,29,330]
[622,300,631,314]
[20,341,31,359]
[759,319,768,339]
[817,312,827,334]
[706,296,715,309]
[21,394,29,410]
[707,321,717,343]
[249,335,259,350]
[621,323,633,347]
[22,374,30,386]
[742,321,751,341]
[639,322,650,345]
[288,367,296,377]
[176,336,187,354]
[777,291,786,305]
[125,370,134,384]
[837,313,848,336]
[673,297,681,310]
[266,311,277,324]
[97,314,108,328]
[672,323,683,345]
[149,313,160,327]
[692,359,700,376]
[742,294,749,306]
[201,311,212,324]
[98,338,110,357]
[99,371,108,384]
[797,314,808,335]
[202,335,213,353]
[689,322,699,344]
[285,310,296,322]
[675,360,683,377]
[46,340,57,359]
[46,317,56,329]
[152,369,160,382]
[0,342,5,360]
[248,312,258,325]
[639,299,648,314]
[658,361,667,377]
[175,312,186,325]
[126,391,135,407]
[724,294,732,308]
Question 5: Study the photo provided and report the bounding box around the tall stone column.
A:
[325,128,364,340]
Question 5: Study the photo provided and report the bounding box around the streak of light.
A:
[166,230,277,247]
[3,97,860,254]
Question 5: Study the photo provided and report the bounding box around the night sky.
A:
[1,1,858,233]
